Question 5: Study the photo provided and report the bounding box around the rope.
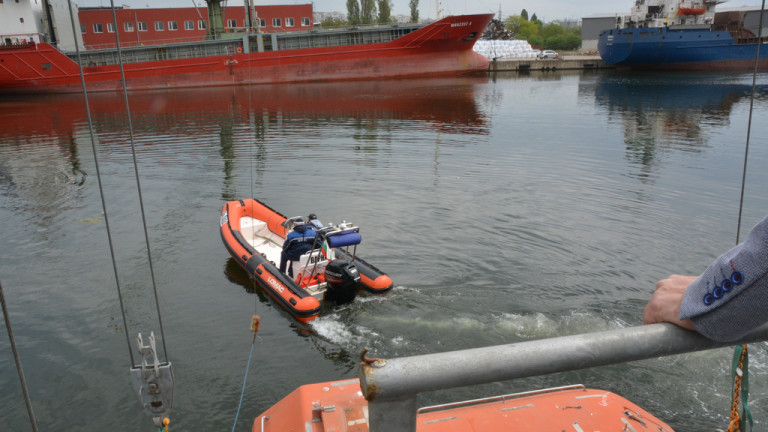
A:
[109,0,170,362]
[736,0,764,244]
[231,343,255,432]
[66,0,134,366]
[728,5,763,431]
[245,26,261,334]
[156,417,170,432]
[68,3,174,428]
[231,315,261,432]
[1,282,38,431]
[728,344,753,432]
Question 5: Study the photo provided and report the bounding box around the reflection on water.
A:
[1,72,768,431]
[0,77,491,214]
[582,71,767,180]
[0,78,490,138]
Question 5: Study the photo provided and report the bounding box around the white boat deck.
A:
[239,216,283,265]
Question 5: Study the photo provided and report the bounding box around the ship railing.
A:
[0,41,37,50]
[223,25,298,34]
[65,38,244,67]
[272,24,420,51]
[359,321,768,432]
[0,33,43,46]
[84,35,205,50]
[63,22,423,66]
[736,35,768,45]
[314,21,414,32]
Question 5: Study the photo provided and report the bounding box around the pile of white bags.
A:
[473,39,537,59]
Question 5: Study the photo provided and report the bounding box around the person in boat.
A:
[643,214,768,342]
[279,218,317,277]
[307,213,323,229]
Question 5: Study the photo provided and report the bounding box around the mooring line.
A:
[0,282,38,432]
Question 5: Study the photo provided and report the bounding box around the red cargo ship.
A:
[0,14,492,94]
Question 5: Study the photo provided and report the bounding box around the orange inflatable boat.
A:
[220,199,393,321]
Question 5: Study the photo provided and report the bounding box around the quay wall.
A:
[488,55,614,71]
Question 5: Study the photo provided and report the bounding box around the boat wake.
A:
[310,295,633,357]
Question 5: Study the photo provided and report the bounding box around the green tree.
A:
[520,9,528,21]
[377,0,392,23]
[531,13,538,22]
[321,17,347,28]
[527,35,544,48]
[503,15,522,33]
[540,22,564,39]
[503,15,539,39]
[361,0,377,24]
[347,0,361,25]
[520,19,540,38]
[409,0,419,23]
[547,32,580,50]
[502,15,581,50]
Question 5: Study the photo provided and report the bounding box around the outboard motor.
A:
[324,260,360,304]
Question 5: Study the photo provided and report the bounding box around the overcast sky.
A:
[74,0,768,22]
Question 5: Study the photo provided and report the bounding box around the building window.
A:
[285,17,294,27]
[124,22,134,32]
[301,17,310,26]
[93,23,103,33]
[155,21,164,31]
[227,19,237,28]
[107,22,115,33]
[198,20,207,30]
[168,21,178,30]
[80,24,86,33]
[259,18,266,27]
[184,20,194,30]
[272,18,282,27]
[138,22,148,31]
[20,17,24,23]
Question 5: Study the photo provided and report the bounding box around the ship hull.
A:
[0,14,492,94]
[598,27,768,71]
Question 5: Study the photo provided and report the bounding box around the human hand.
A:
[642,274,697,330]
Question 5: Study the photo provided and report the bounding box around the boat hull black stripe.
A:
[244,255,319,317]
[225,202,236,236]
[232,230,258,256]
[250,276,319,319]
[221,229,247,269]
[244,254,313,300]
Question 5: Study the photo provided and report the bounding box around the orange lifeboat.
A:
[678,7,706,15]
[253,379,674,431]
[220,199,392,321]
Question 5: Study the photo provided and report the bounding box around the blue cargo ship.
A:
[598,0,768,70]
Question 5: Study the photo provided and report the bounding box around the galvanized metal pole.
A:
[360,322,768,432]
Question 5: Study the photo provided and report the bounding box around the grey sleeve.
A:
[679,215,768,342]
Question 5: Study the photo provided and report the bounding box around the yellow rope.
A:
[727,345,748,432]
[155,417,170,432]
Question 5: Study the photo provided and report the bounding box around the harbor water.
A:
[1,70,768,431]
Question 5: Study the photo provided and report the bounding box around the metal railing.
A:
[359,322,768,432]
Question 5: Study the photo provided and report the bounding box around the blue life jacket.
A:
[283,224,316,260]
